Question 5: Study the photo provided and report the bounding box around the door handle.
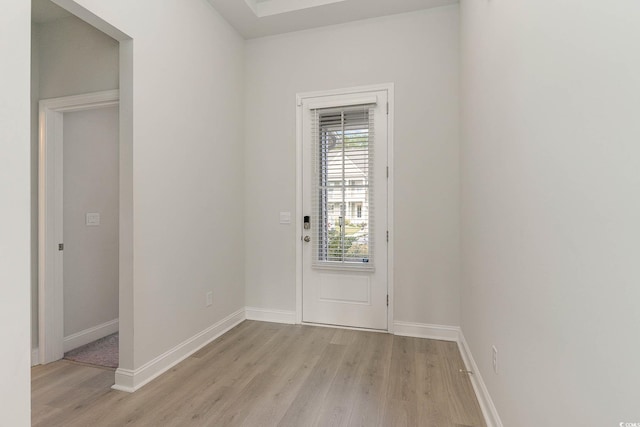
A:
[304,236,311,243]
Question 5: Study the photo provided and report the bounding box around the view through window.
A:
[312,105,374,266]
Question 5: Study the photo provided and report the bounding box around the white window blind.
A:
[311,104,375,269]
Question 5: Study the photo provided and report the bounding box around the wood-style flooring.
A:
[32,321,486,426]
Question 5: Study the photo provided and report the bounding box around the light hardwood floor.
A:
[32,321,486,426]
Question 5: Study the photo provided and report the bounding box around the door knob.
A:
[304,236,311,242]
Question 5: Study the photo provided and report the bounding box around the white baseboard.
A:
[458,332,504,427]
[64,319,119,353]
[393,320,460,342]
[245,307,296,324]
[112,308,245,393]
[32,348,39,366]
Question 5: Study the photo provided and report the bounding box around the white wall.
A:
[63,106,119,337]
[66,0,246,369]
[460,1,640,425]
[31,24,41,352]
[38,15,119,99]
[1,2,32,424]
[244,6,461,326]
[31,14,119,352]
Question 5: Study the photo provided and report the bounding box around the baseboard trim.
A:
[458,332,504,427]
[245,307,296,324]
[64,319,119,353]
[112,308,245,393]
[393,320,460,342]
[32,347,39,366]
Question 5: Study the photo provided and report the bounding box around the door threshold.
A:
[300,321,388,334]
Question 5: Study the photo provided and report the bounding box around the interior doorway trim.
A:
[38,89,119,364]
[295,83,395,332]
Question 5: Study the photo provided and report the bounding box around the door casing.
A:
[295,83,395,332]
[38,90,119,364]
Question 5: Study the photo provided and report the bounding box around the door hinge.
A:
[386,102,389,115]
[386,231,389,242]
[386,166,389,178]
[58,243,64,251]
[387,295,389,306]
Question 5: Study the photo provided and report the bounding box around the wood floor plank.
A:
[381,336,419,426]
[196,328,308,425]
[128,323,286,426]
[440,341,487,427]
[415,339,454,427]
[237,326,335,426]
[240,355,320,427]
[277,342,347,427]
[314,331,368,426]
[32,321,487,427]
[347,332,393,427]
[31,404,64,427]
[32,362,96,403]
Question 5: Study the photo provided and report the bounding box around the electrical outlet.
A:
[206,291,213,307]
[492,345,498,374]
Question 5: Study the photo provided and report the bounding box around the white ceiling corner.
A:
[208,0,458,39]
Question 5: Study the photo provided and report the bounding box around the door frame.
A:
[295,83,395,332]
[38,90,119,364]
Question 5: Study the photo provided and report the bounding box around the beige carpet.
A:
[64,332,119,368]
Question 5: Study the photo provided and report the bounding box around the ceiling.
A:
[207,0,458,39]
[32,0,72,24]
[31,0,457,37]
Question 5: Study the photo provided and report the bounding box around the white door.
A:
[301,89,388,330]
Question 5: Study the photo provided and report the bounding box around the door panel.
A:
[319,274,370,304]
[301,89,388,330]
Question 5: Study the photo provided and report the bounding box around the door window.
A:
[311,105,374,267]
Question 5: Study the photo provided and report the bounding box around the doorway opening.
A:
[32,0,133,377]
[39,91,120,367]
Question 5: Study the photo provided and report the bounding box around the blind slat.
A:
[311,104,375,268]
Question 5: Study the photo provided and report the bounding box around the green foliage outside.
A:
[327,228,369,261]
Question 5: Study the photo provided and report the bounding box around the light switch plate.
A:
[86,212,100,226]
[279,211,291,225]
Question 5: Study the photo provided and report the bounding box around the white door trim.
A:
[38,89,119,364]
[295,83,394,332]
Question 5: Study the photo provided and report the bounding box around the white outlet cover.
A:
[86,212,100,226]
